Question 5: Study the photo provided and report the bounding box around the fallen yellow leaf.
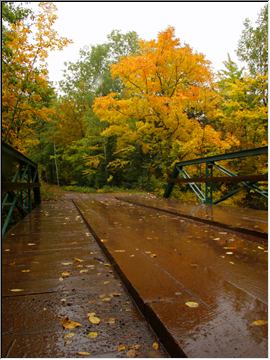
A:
[28,243,36,246]
[103,281,110,285]
[87,331,98,339]
[213,238,220,241]
[10,288,24,292]
[87,312,96,316]
[114,250,126,253]
[257,246,264,250]
[101,297,111,302]
[61,271,71,278]
[64,332,75,339]
[59,277,64,282]
[150,254,157,258]
[74,258,84,262]
[77,352,90,356]
[62,262,73,266]
[251,320,268,326]
[226,252,233,255]
[131,344,141,350]
[107,317,116,325]
[21,269,30,273]
[152,341,159,350]
[88,314,101,325]
[185,301,199,308]
[117,344,126,352]
[127,349,137,357]
[61,318,82,329]
[4,249,10,252]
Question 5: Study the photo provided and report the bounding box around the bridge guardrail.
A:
[164,147,268,204]
[2,142,41,237]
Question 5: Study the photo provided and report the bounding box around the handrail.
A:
[2,142,41,237]
[164,147,268,204]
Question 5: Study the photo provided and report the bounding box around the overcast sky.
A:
[30,2,266,86]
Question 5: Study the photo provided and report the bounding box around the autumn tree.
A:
[2,2,71,152]
[34,30,139,186]
[93,27,234,186]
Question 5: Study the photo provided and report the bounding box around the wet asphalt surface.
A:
[2,198,167,358]
[73,193,268,358]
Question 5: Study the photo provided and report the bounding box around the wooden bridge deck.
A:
[2,193,268,358]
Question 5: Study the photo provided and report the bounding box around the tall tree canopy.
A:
[2,2,71,151]
[93,27,234,181]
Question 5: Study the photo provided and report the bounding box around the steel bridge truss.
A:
[164,147,268,205]
[2,143,41,237]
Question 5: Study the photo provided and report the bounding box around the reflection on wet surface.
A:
[117,194,268,235]
[74,193,268,358]
[2,199,167,358]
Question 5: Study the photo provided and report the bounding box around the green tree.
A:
[237,4,268,77]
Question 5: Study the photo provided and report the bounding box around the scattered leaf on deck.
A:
[257,246,264,250]
[10,288,24,292]
[131,344,141,350]
[77,265,83,268]
[59,277,64,281]
[4,249,10,252]
[219,232,227,235]
[185,301,199,308]
[104,263,111,267]
[107,317,116,325]
[64,332,75,339]
[127,349,137,357]
[86,265,95,268]
[80,269,88,274]
[114,250,126,253]
[145,251,151,254]
[152,342,159,350]
[226,252,233,255]
[224,247,236,250]
[130,254,135,257]
[88,314,101,325]
[101,297,111,302]
[175,292,182,296]
[150,254,157,258]
[62,262,73,266]
[28,243,36,246]
[103,281,110,285]
[87,331,98,339]
[77,352,90,356]
[229,261,235,265]
[61,298,66,302]
[61,271,71,278]
[251,320,267,326]
[213,238,220,241]
[111,292,121,297]
[21,269,30,273]
[74,258,84,262]
[117,344,126,352]
[62,318,82,329]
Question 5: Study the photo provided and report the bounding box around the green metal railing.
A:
[164,147,268,204]
[2,143,41,237]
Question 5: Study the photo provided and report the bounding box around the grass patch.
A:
[40,183,64,200]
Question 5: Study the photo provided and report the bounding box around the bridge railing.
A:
[164,147,268,204]
[2,143,41,237]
